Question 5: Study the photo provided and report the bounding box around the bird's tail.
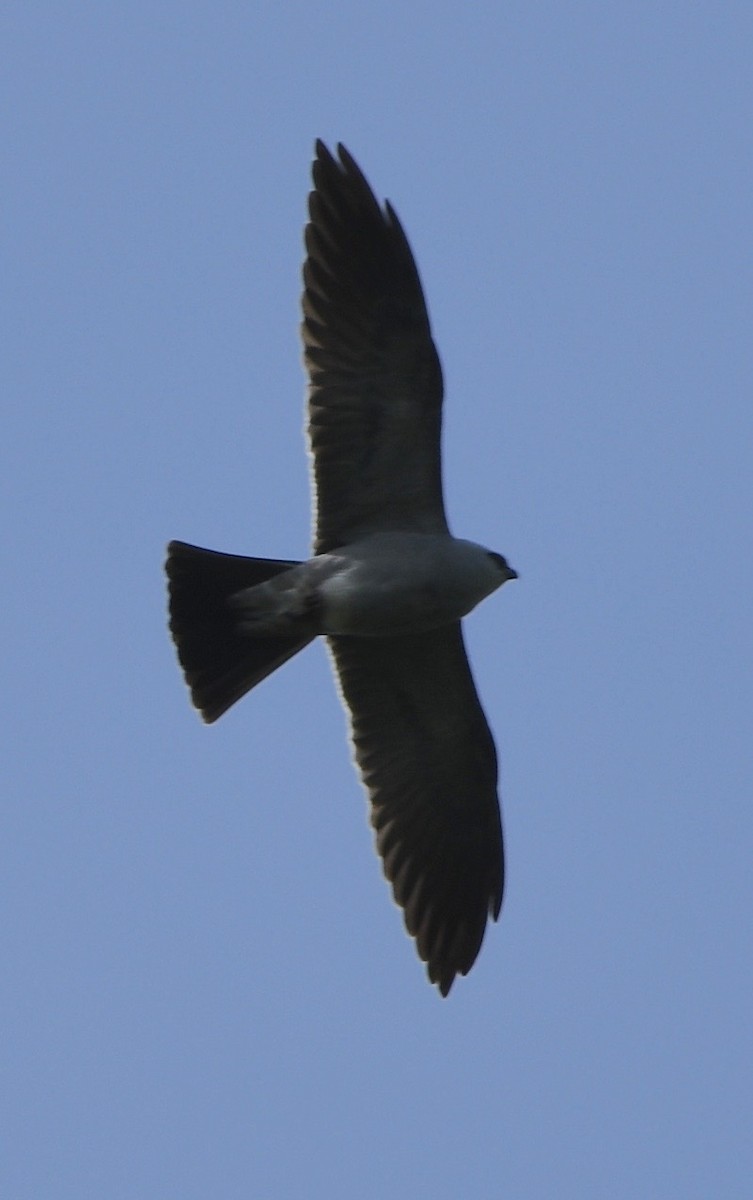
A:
[165,540,315,723]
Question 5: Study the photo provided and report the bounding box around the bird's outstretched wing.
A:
[328,625,504,996]
[303,141,448,555]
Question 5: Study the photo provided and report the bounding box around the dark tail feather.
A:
[165,540,315,723]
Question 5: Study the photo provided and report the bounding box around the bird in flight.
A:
[166,141,517,995]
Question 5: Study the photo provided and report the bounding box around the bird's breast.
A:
[317,534,491,636]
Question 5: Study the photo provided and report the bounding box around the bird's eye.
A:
[488,552,517,580]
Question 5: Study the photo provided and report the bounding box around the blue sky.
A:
[4,3,752,1197]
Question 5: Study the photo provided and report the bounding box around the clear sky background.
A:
[4,4,752,1197]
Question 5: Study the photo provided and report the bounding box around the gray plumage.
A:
[166,141,516,995]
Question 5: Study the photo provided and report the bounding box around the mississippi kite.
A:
[166,142,517,995]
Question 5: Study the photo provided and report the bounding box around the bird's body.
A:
[166,142,517,995]
[229,532,511,638]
